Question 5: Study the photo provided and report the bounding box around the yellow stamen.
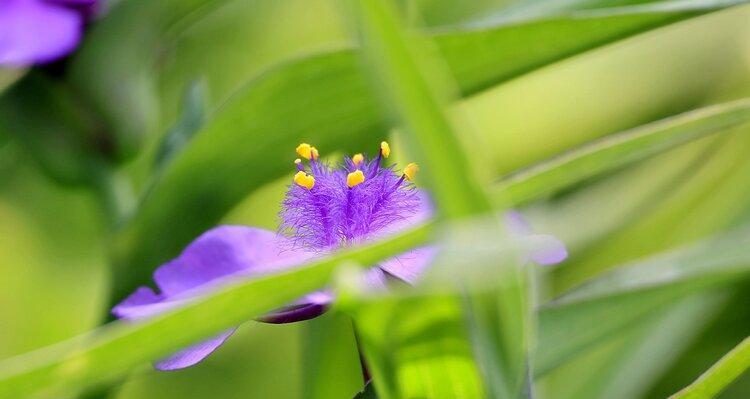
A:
[347,170,365,188]
[311,146,319,160]
[352,153,364,165]
[380,141,390,158]
[294,158,302,165]
[293,171,315,190]
[296,143,313,160]
[404,162,419,181]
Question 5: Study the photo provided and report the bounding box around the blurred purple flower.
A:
[113,142,567,370]
[0,0,99,66]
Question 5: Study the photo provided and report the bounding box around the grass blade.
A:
[670,336,750,399]
[494,98,750,206]
[341,0,491,218]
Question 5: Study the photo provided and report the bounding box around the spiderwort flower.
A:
[0,0,99,66]
[112,141,567,370]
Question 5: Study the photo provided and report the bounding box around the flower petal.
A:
[154,329,237,371]
[378,246,438,285]
[153,226,315,297]
[504,211,568,265]
[259,294,331,324]
[525,234,568,265]
[0,0,82,66]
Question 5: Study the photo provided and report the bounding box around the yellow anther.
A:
[294,158,302,165]
[380,141,390,158]
[296,143,313,160]
[347,170,365,188]
[311,146,319,160]
[404,162,419,181]
[352,153,364,165]
[293,171,315,190]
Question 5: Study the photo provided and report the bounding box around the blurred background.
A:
[1,0,749,398]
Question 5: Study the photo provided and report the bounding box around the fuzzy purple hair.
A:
[280,144,421,250]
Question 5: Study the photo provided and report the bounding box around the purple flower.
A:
[113,141,567,370]
[0,0,99,66]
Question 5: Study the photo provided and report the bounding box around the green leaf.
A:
[536,225,750,376]
[302,312,364,399]
[153,80,207,171]
[494,98,750,206]
[670,336,750,399]
[436,0,750,94]
[0,73,107,185]
[0,223,433,399]
[341,0,492,219]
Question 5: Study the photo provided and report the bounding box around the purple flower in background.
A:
[112,141,567,370]
[0,0,99,66]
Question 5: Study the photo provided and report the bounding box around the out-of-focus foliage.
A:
[0,0,749,398]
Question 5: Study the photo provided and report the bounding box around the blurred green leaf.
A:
[670,336,750,399]
[495,98,750,206]
[302,312,363,399]
[153,80,206,171]
[0,73,108,185]
[69,0,230,159]
[537,225,750,376]
[0,223,432,399]
[541,293,727,399]
[342,0,492,219]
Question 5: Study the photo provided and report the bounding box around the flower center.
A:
[280,141,420,250]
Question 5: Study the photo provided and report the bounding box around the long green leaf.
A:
[0,223,433,399]
[536,225,750,375]
[670,336,750,399]
[494,98,750,206]
[342,0,491,218]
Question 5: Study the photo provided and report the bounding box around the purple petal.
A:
[154,329,237,371]
[112,287,171,320]
[503,210,533,235]
[259,290,333,323]
[154,226,315,297]
[526,234,568,265]
[43,0,99,20]
[379,246,438,285]
[258,268,390,323]
[504,211,568,265]
[0,0,82,66]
